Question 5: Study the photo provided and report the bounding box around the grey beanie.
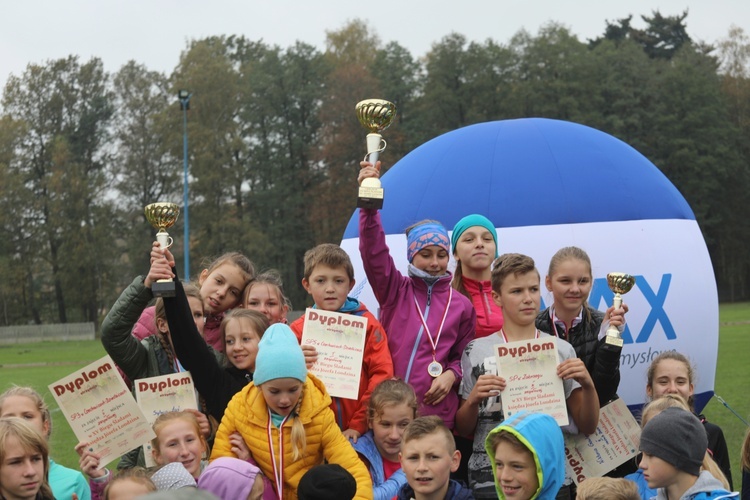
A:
[639,407,707,476]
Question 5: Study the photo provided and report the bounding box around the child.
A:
[151,411,209,479]
[0,386,90,500]
[485,411,565,500]
[82,410,209,493]
[358,162,476,429]
[101,249,211,469]
[210,324,373,499]
[638,407,737,499]
[197,457,266,500]
[645,351,732,488]
[157,242,270,421]
[624,395,730,500]
[102,468,156,499]
[451,214,503,338]
[576,477,639,500]
[243,270,290,325]
[455,253,599,498]
[353,379,418,500]
[133,247,255,352]
[397,416,472,500]
[290,243,394,440]
[0,417,55,500]
[536,246,627,407]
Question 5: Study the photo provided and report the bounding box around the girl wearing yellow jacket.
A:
[210,324,373,499]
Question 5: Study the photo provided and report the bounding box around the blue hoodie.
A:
[484,412,564,500]
[353,431,408,500]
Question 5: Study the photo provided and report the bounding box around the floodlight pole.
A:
[178,90,192,279]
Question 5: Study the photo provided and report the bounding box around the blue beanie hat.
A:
[451,214,499,258]
[253,324,307,385]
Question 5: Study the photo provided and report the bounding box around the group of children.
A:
[0,159,740,500]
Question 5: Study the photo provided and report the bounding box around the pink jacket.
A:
[132,305,225,353]
[359,209,476,428]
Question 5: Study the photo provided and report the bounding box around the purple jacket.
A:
[359,209,476,428]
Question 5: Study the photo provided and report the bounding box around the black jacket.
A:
[163,276,253,422]
[536,307,620,406]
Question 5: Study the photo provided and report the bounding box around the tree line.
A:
[1,12,748,327]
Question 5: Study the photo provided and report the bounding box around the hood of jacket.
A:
[655,470,737,500]
[485,411,565,500]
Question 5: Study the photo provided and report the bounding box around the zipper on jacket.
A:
[479,282,492,318]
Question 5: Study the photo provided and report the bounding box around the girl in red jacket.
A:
[451,214,504,338]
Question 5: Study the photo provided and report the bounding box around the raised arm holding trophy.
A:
[355,99,396,209]
[144,202,180,297]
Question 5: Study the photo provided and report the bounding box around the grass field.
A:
[0,306,748,487]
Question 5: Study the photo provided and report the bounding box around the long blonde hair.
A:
[641,395,729,489]
[0,417,54,500]
[289,385,307,461]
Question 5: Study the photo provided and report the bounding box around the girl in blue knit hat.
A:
[210,324,373,499]
[451,213,504,339]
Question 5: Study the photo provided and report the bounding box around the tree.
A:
[234,40,329,308]
[1,56,115,323]
[111,61,177,278]
[715,26,750,299]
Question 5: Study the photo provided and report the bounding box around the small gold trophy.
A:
[355,99,397,210]
[145,202,180,298]
[605,272,635,347]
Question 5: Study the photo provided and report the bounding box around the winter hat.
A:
[406,222,450,263]
[197,457,260,500]
[451,214,499,258]
[298,464,357,500]
[639,407,707,476]
[252,324,307,385]
[150,463,197,490]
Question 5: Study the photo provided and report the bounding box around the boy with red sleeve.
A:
[291,243,394,441]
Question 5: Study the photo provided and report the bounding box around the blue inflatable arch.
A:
[341,118,717,413]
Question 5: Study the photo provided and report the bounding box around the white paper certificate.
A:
[48,355,155,467]
[495,337,568,426]
[300,308,366,400]
[135,372,198,466]
[564,398,641,483]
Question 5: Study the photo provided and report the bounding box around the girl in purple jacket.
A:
[358,161,476,429]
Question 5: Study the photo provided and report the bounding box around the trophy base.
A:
[604,335,624,348]
[357,186,384,210]
[152,279,176,298]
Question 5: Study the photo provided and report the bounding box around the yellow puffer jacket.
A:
[210,373,373,500]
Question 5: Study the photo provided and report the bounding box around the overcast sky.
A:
[2,0,747,91]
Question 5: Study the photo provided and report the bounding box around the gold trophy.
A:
[355,99,397,210]
[604,272,635,347]
[145,202,180,298]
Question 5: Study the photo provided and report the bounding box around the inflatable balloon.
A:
[341,118,718,412]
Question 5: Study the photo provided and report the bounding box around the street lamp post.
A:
[178,89,192,279]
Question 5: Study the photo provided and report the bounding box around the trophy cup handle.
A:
[156,232,173,250]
